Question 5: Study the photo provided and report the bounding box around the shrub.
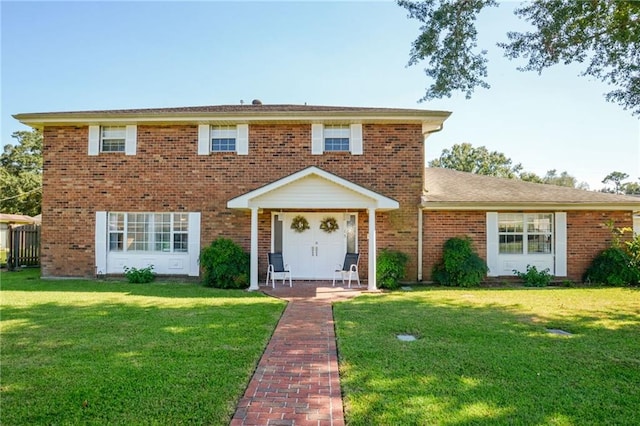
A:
[200,238,250,289]
[583,247,640,286]
[123,265,155,284]
[377,249,409,290]
[432,236,487,287]
[514,265,552,287]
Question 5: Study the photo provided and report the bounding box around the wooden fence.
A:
[7,224,41,270]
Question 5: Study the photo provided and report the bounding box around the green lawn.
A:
[334,287,640,425]
[0,269,285,425]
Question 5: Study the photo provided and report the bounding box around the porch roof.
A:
[227,166,399,211]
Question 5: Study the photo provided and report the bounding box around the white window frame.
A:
[107,212,190,253]
[211,125,237,152]
[311,123,363,155]
[198,124,248,155]
[323,124,350,152]
[88,125,136,156]
[498,213,553,255]
[487,212,566,277]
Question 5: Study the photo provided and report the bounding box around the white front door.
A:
[279,213,355,280]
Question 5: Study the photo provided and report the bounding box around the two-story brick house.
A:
[14,103,640,288]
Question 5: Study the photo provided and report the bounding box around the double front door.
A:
[274,212,357,280]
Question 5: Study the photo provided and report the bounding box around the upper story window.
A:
[323,125,350,152]
[198,124,249,155]
[311,123,362,155]
[101,126,126,152]
[88,125,136,156]
[498,213,553,254]
[211,125,237,152]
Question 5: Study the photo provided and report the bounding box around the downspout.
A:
[418,207,423,281]
[419,122,445,283]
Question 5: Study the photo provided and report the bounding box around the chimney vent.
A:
[252,99,262,105]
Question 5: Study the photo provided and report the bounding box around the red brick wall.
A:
[421,210,635,283]
[41,123,424,278]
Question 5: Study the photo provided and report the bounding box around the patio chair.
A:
[333,252,360,288]
[265,252,292,288]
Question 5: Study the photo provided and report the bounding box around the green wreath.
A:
[320,216,340,233]
[290,215,310,233]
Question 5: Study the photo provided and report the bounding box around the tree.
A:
[429,142,522,178]
[602,171,630,194]
[399,0,640,116]
[0,130,43,216]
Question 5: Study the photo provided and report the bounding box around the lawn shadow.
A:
[1,283,285,425]
[334,290,640,425]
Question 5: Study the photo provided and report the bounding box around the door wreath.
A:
[290,215,310,233]
[320,216,340,233]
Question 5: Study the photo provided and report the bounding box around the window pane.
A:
[102,126,126,139]
[109,213,124,231]
[154,213,171,252]
[528,234,552,253]
[346,215,356,253]
[212,138,236,151]
[498,213,523,233]
[173,233,188,252]
[173,214,189,232]
[127,213,150,251]
[101,126,126,152]
[109,233,123,251]
[324,138,350,151]
[499,234,523,254]
[527,214,553,233]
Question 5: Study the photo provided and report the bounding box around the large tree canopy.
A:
[430,142,587,189]
[0,130,43,216]
[399,0,640,115]
[429,142,522,178]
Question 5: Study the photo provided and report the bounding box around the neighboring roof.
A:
[228,166,399,211]
[13,104,451,132]
[423,167,640,211]
[0,213,38,224]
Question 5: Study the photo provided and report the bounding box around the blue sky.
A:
[2,1,638,190]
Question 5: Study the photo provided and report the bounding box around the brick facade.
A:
[41,123,424,278]
[421,210,635,282]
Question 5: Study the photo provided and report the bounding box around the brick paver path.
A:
[231,282,364,426]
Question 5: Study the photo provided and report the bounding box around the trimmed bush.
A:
[433,236,487,287]
[200,238,250,289]
[583,247,640,286]
[514,265,552,287]
[123,265,155,284]
[377,249,409,290]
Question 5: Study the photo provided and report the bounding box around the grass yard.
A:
[334,287,640,425]
[0,269,285,425]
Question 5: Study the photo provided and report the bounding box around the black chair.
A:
[265,252,292,288]
[333,252,360,288]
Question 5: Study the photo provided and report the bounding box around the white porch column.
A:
[249,207,259,291]
[368,208,377,291]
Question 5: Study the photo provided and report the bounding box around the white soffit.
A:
[227,166,399,210]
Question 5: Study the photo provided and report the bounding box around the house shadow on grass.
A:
[333,289,640,425]
[0,282,285,425]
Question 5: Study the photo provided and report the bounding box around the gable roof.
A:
[228,166,399,211]
[423,167,640,211]
[13,104,451,131]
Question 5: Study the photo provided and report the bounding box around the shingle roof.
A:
[13,104,451,126]
[423,167,640,209]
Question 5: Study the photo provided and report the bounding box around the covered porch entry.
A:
[227,166,399,291]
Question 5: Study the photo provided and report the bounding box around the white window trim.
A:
[487,212,567,277]
[311,123,363,155]
[197,124,248,155]
[88,125,136,156]
[107,212,190,254]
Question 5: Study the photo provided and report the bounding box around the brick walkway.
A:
[230,282,364,426]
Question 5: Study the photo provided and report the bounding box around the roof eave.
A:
[421,201,640,211]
